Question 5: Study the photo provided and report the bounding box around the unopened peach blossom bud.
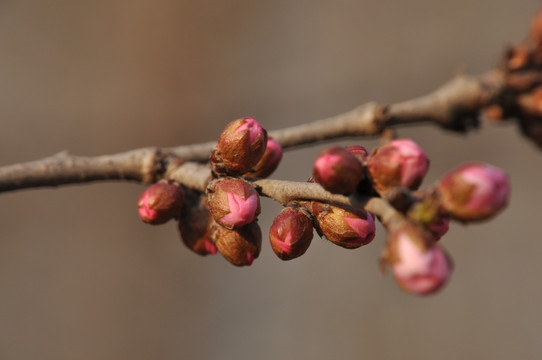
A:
[437,162,510,222]
[215,222,262,266]
[178,198,217,256]
[211,117,267,176]
[368,138,429,194]
[269,206,313,260]
[313,146,363,195]
[207,177,261,229]
[311,202,375,249]
[245,137,283,178]
[137,181,184,225]
[384,224,452,296]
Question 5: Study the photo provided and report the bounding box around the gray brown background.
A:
[0,1,541,359]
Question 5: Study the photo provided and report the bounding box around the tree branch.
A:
[0,69,507,194]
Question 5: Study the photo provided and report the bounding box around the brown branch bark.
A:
[0,69,506,194]
[167,70,505,160]
[165,162,406,227]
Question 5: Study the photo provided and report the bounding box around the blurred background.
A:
[0,1,541,359]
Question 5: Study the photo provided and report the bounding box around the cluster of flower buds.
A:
[206,117,275,266]
[133,110,512,296]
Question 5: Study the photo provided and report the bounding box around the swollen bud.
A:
[269,206,314,260]
[383,224,452,296]
[368,139,429,194]
[137,180,184,225]
[311,202,375,249]
[437,162,510,222]
[207,177,261,229]
[245,137,283,178]
[211,117,268,176]
[313,146,363,195]
[178,197,217,256]
[215,222,262,266]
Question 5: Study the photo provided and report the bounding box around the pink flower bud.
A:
[368,139,429,194]
[384,225,452,296]
[207,177,261,229]
[345,145,369,161]
[311,202,375,249]
[428,217,450,241]
[137,181,184,225]
[245,137,283,178]
[313,146,364,195]
[269,206,314,260]
[437,162,510,222]
[214,222,262,266]
[178,197,217,256]
[211,117,268,176]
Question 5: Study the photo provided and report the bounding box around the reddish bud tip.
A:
[312,202,375,249]
[137,181,184,225]
[269,207,314,260]
[245,137,283,178]
[368,138,429,194]
[428,217,450,241]
[345,145,369,161]
[207,178,261,229]
[384,225,452,296]
[211,117,268,176]
[437,162,510,222]
[313,146,364,195]
[215,222,262,266]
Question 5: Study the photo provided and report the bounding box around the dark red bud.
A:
[313,146,364,195]
[178,197,217,256]
[269,206,313,260]
[137,180,184,225]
